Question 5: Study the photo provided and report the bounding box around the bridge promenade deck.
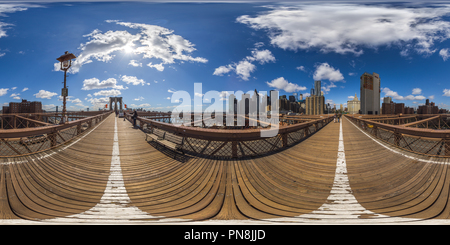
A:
[1,114,449,224]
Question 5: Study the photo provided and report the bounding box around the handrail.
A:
[345,114,450,157]
[137,115,333,142]
[0,111,113,139]
[128,113,333,159]
[346,114,450,138]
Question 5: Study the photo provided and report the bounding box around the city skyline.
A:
[1,1,450,113]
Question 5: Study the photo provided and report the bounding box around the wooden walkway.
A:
[1,114,449,224]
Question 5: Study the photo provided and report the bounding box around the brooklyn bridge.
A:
[1,106,450,224]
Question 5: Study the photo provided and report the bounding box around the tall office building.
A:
[314,80,321,97]
[360,72,380,115]
[306,94,325,115]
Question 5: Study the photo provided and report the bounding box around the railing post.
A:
[394,129,401,147]
[304,127,309,137]
[445,135,450,156]
[281,133,288,147]
[232,141,238,158]
[49,131,57,147]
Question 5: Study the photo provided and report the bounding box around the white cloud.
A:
[313,63,344,82]
[237,4,450,56]
[382,87,427,100]
[412,88,422,95]
[11,87,16,90]
[147,62,165,71]
[134,96,144,101]
[88,97,109,110]
[213,64,234,76]
[21,87,28,92]
[213,49,275,81]
[128,60,142,67]
[429,95,435,100]
[12,96,20,100]
[131,103,151,109]
[81,77,126,90]
[348,96,355,99]
[168,89,176,93]
[71,98,82,103]
[235,60,256,81]
[0,4,38,39]
[440,48,450,61]
[247,49,275,64]
[121,75,146,86]
[34,90,57,99]
[55,20,207,74]
[254,42,264,48]
[10,93,19,97]
[93,89,121,97]
[54,29,141,74]
[296,66,306,72]
[42,104,56,111]
[0,88,8,96]
[444,89,450,97]
[321,82,337,94]
[266,77,306,93]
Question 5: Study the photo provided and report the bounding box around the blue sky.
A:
[0,1,450,112]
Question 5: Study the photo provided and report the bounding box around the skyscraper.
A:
[306,83,325,116]
[360,72,380,115]
[314,80,321,97]
[306,95,324,115]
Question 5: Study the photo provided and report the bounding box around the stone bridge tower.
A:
[109,97,123,112]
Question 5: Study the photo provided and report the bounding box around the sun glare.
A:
[123,45,134,54]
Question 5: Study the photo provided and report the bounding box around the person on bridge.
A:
[334,114,336,123]
[132,110,138,128]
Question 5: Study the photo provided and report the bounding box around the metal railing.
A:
[0,111,112,157]
[128,112,333,159]
[346,114,450,157]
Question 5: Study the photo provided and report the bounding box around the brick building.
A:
[417,99,439,114]
[2,99,42,114]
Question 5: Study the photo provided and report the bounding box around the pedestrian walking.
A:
[334,114,336,123]
[132,110,138,128]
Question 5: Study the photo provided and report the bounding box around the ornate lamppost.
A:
[56,51,76,124]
